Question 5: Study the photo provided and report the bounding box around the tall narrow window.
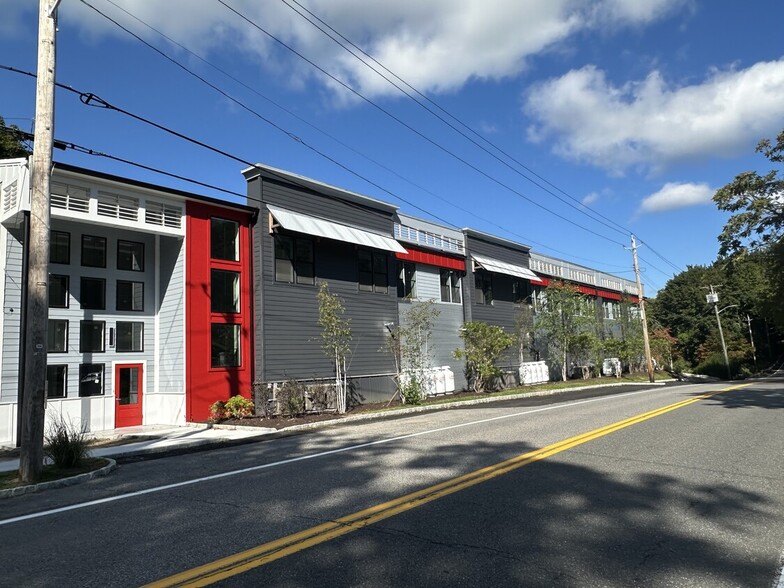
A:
[512,279,531,304]
[397,262,416,299]
[211,270,240,313]
[440,269,462,304]
[117,281,144,311]
[211,323,241,368]
[211,218,239,261]
[50,231,70,264]
[49,274,69,308]
[81,235,107,268]
[79,364,104,397]
[116,321,144,352]
[79,320,105,353]
[47,319,68,353]
[117,240,144,271]
[80,277,106,310]
[475,271,493,305]
[46,365,67,399]
[359,250,388,293]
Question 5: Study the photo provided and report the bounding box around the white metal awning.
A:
[472,254,543,282]
[267,204,407,254]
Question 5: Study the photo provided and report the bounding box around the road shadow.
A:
[694,381,784,409]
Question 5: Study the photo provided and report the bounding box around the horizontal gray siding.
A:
[157,235,184,393]
[1,228,23,402]
[45,219,157,399]
[253,177,394,235]
[466,234,531,267]
[260,228,397,383]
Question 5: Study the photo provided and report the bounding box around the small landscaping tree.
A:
[454,321,514,392]
[388,300,440,404]
[317,282,352,414]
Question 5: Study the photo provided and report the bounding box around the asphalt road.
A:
[1,377,783,587]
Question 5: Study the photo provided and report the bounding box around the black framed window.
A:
[475,271,493,305]
[81,235,107,268]
[79,320,105,353]
[50,231,70,264]
[358,250,388,294]
[274,235,314,285]
[79,363,104,397]
[117,240,144,271]
[116,321,144,352]
[211,218,239,261]
[46,365,67,399]
[440,269,462,304]
[211,269,240,313]
[117,280,144,311]
[80,277,106,310]
[397,262,416,299]
[47,319,68,353]
[49,274,69,308]
[211,323,241,368]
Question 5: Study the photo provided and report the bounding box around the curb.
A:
[211,380,674,434]
[0,458,117,499]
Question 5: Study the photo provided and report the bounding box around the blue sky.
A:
[2,0,784,295]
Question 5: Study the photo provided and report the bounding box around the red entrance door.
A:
[115,364,143,428]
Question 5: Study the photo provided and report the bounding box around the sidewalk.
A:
[0,423,280,473]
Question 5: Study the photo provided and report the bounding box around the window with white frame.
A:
[440,269,462,303]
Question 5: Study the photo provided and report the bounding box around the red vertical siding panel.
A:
[186,202,253,422]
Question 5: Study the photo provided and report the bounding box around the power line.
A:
[277,0,633,240]
[2,63,638,276]
[215,0,627,248]
[276,0,684,278]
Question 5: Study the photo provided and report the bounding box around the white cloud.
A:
[525,60,784,174]
[6,0,686,99]
[639,182,713,213]
[582,192,599,206]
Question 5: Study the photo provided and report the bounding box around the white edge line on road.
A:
[1,385,699,527]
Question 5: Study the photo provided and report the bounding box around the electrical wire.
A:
[215,0,627,248]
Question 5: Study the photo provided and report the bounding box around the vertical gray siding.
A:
[157,235,184,393]
[1,227,23,402]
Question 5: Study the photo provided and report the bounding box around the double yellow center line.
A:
[147,384,748,587]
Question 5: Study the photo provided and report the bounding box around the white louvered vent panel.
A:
[145,201,182,229]
[3,180,18,213]
[97,191,139,221]
[50,182,90,213]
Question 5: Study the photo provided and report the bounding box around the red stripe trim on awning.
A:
[395,247,466,271]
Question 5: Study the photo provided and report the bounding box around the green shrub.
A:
[253,381,273,418]
[225,395,254,419]
[209,400,228,422]
[277,380,306,417]
[400,378,424,405]
[44,412,90,469]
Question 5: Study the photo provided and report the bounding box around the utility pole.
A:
[746,314,756,367]
[705,285,731,380]
[630,235,655,383]
[19,0,59,483]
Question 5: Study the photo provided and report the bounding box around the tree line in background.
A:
[648,129,784,377]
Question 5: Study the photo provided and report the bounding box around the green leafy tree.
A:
[534,282,597,381]
[714,130,784,257]
[454,321,514,393]
[0,115,31,158]
[317,282,352,414]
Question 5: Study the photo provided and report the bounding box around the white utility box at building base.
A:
[520,361,550,385]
